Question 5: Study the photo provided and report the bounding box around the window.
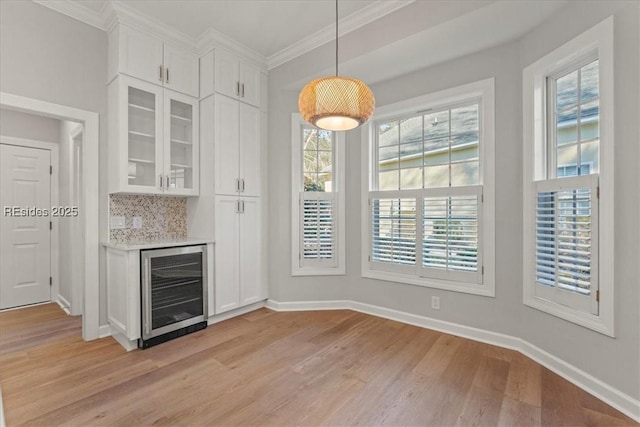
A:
[523,18,614,335]
[362,79,495,296]
[291,114,345,275]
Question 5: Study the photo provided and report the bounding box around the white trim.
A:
[197,29,267,68]
[98,324,111,338]
[361,78,495,297]
[207,300,267,325]
[1,92,101,341]
[266,0,415,70]
[291,114,346,276]
[32,0,106,31]
[522,17,614,336]
[266,299,640,422]
[57,295,72,315]
[0,137,60,312]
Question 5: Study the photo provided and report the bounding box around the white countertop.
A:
[102,237,214,251]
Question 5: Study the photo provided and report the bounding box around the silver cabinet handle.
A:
[241,83,245,98]
[165,175,170,190]
[236,200,241,213]
[241,200,245,213]
[159,65,163,82]
[236,81,241,96]
[159,175,163,189]
[240,179,245,192]
[165,67,170,84]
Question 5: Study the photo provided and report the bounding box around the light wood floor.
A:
[0,304,636,426]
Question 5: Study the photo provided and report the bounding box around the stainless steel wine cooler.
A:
[140,245,208,348]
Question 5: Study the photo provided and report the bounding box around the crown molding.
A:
[32,0,106,30]
[266,0,415,70]
[197,27,267,70]
[106,1,199,52]
[32,0,413,69]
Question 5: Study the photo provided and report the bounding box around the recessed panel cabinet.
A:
[108,75,199,195]
[214,95,260,197]
[109,24,198,97]
[214,49,261,107]
[214,196,262,314]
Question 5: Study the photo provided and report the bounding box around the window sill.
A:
[362,267,495,297]
[292,266,346,277]
[523,295,614,337]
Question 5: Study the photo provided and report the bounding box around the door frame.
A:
[1,92,100,341]
[69,124,84,316]
[0,138,59,309]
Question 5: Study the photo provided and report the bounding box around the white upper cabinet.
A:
[213,49,261,107]
[108,75,199,195]
[109,24,198,97]
[214,95,260,197]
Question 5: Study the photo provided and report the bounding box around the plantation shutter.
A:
[370,192,417,273]
[421,186,482,283]
[300,192,337,267]
[534,175,599,314]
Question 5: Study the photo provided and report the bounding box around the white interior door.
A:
[0,144,52,309]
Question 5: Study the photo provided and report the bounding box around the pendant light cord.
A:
[335,0,338,76]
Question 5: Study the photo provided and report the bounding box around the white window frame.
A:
[291,114,346,276]
[522,17,614,336]
[361,78,496,297]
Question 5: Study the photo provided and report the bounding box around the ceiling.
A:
[64,0,399,57]
[37,0,568,76]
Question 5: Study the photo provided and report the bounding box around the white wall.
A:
[268,0,639,403]
[0,109,60,143]
[0,1,108,325]
[517,0,640,402]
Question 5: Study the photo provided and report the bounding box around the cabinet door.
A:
[239,62,261,107]
[163,44,199,97]
[214,197,240,314]
[119,26,164,85]
[239,197,262,306]
[214,50,240,100]
[214,95,240,195]
[164,89,199,195]
[239,103,260,197]
[123,77,164,193]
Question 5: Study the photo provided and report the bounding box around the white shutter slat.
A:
[534,175,598,309]
[422,193,479,273]
[371,197,417,265]
[301,193,336,266]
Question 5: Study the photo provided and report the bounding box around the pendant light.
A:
[298,0,375,131]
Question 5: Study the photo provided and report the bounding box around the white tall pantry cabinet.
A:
[197,49,267,315]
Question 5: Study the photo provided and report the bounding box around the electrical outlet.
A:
[132,216,143,229]
[431,296,440,310]
[110,216,125,229]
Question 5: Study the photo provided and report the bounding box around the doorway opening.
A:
[0,92,99,340]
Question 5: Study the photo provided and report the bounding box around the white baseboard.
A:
[98,324,111,338]
[266,299,640,422]
[208,300,267,325]
[56,296,71,315]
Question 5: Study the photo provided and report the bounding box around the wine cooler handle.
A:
[143,257,152,336]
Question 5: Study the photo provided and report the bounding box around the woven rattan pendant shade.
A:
[299,76,375,131]
[298,0,375,131]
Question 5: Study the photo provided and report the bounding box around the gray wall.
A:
[0,109,60,143]
[268,1,639,400]
[0,1,109,325]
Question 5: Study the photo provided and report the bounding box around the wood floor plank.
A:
[0,304,636,427]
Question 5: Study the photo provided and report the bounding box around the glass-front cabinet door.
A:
[164,90,199,195]
[125,81,164,193]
